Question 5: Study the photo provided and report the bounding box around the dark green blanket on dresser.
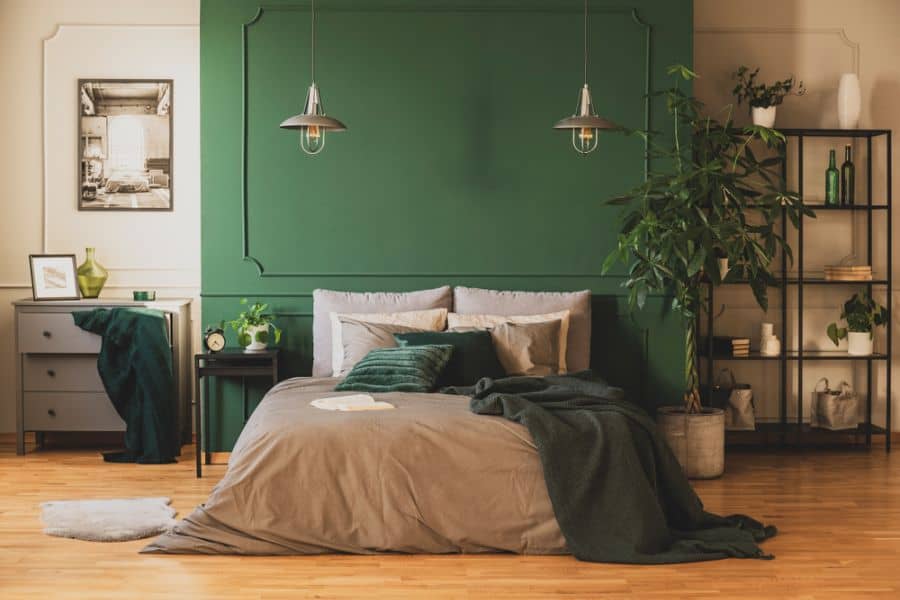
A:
[73,308,178,464]
[444,372,775,564]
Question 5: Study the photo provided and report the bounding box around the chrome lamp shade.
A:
[280,83,346,154]
[553,84,615,155]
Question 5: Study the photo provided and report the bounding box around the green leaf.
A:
[826,323,845,346]
[686,248,706,276]
[666,64,699,80]
[601,250,620,275]
[636,285,648,310]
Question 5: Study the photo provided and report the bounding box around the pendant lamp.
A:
[280,0,346,154]
[553,0,615,154]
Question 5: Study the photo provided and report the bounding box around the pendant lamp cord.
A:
[583,0,588,85]
[311,0,317,83]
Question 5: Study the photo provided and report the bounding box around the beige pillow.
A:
[489,320,562,376]
[333,318,426,376]
[447,310,570,373]
[330,308,448,377]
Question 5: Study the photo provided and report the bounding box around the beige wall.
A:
[0,0,200,433]
[695,0,900,428]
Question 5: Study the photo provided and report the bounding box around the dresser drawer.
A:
[18,313,101,354]
[23,356,104,392]
[23,392,124,431]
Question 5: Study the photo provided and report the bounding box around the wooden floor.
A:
[2,443,900,599]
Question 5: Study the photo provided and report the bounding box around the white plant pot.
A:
[847,331,873,356]
[243,324,270,352]
[752,105,777,128]
[837,73,861,129]
[657,407,725,479]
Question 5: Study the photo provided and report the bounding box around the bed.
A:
[144,376,565,555]
[145,286,774,562]
[104,169,150,193]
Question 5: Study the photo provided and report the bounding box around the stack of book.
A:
[824,265,872,281]
[710,336,751,357]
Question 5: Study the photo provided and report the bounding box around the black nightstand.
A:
[194,348,279,477]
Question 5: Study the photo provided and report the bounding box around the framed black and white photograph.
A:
[78,79,173,211]
[29,254,80,301]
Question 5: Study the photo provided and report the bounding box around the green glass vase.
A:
[76,247,108,298]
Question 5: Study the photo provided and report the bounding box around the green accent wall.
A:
[201,0,692,450]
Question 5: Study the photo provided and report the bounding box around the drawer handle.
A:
[42,330,52,338]
[47,369,56,377]
[47,409,56,417]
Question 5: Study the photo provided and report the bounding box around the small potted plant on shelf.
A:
[826,291,888,356]
[732,66,805,128]
[603,64,811,479]
[224,298,282,352]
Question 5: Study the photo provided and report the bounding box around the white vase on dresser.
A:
[12,298,193,455]
[837,73,861,129]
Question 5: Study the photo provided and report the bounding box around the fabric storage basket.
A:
[725,386,755,431]
[703,368,755,431]
[811,378,860,431]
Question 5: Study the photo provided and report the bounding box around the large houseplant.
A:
[603,65,812,477]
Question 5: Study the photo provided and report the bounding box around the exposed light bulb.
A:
[573,127,599,154]
[300,125,325,154]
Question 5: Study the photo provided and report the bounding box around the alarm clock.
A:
[204,326,226,353]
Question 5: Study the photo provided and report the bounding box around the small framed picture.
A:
[29,255,80,301]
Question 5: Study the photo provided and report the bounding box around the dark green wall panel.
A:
[201,0,692,450]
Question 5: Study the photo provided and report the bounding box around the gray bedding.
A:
[143,377,566,555]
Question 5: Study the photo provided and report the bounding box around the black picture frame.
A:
[77,78,174,212]
[28,254,80,301]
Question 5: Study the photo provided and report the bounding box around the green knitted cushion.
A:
[394,330,505,387]
[334,344,454,393]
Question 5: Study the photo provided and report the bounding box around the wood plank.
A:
[1,442,900,598]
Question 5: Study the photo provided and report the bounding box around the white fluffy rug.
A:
[40,497,178,542]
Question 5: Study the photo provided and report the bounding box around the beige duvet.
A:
[143,377,566,555]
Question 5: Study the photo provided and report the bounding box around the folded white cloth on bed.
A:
[310,395,395,411]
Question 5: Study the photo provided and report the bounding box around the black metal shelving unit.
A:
[703,128,892,451]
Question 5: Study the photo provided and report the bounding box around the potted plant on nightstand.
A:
[603,64,812,478]
[224,299,282,353]
[732,66,805,128]
[827,291,888,356]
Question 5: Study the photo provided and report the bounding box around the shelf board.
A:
[739,422,887,434]
[702,351,781,361]
[704,351,888,361]
[718,277,888,286]
[777,128,891,138]
[796,277,888,285]
[805,203,889,211]
[788,350,889,361]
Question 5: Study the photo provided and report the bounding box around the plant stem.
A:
[684,317,701,413]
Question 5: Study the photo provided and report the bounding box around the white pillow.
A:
[447,310,571,374]
[330,308,448,377]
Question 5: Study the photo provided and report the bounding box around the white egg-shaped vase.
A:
[837,73,861,129]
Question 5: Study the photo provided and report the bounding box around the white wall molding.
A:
[40,23,200,276]
[694,27,860,75]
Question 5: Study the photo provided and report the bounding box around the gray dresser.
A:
[12,298,192,455]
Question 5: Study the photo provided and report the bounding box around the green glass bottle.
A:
[76,247,108,298]
[825,149,839,206]
[840,144,855,205]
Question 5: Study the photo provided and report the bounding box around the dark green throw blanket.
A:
[444,372,775,564]
[73,308,179,464]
